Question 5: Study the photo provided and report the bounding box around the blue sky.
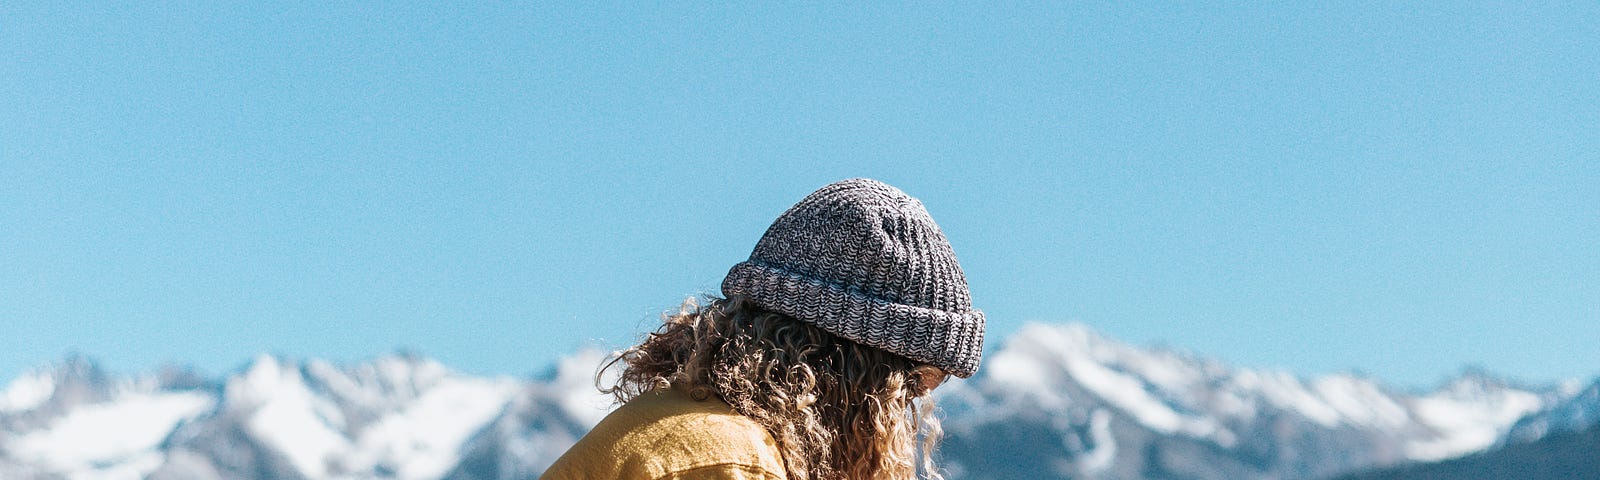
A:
[2,3,1596,389]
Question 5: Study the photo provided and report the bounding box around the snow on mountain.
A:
[981,323,1231,443]
[440,347,618,480]
[1403,372,1546,461]
[1503,379,1600,445]
[1,324,1592,480]
[165,353,526,480]
[0,359,215,480]
[937,322,1577,480]
[225,355,351,479]
[0,353,544,480]
[340,373,520,480]
[547,347,621,429]
[9,390,211,480]
[0,372,56,414]
[212,352,526,480]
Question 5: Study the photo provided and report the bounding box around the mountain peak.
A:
[1436,366,1530,396]
[0,355,124,415]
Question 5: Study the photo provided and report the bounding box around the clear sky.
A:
[3,3,1596,389]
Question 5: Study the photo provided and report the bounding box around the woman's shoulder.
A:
[541,386,786,480]
[619,386,786,474]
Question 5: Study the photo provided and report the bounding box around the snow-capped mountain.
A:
[936,323,1583,479]
[0,350,615,480]
[0,357,214,480]
[1,323,1594,480]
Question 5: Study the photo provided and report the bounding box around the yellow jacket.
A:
[540,385,787,480]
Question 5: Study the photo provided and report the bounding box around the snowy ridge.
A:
[0,360,214,480]
[979,323,1553,459]
[984,323,1231,443]
[226,355,351,478]
[987,324,1544,443]
[1403,373,1545,461]
[0,354,559,480]
[0,372,56,414]
[938,322,1585,479]
[8,389,211,480]
[209,353,525,480]
[3,323,1595,480]
[1503,379,1600,445]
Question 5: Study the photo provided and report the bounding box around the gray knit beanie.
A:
[721,178,985,378]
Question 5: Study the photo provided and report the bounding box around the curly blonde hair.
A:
[600,295,947,480]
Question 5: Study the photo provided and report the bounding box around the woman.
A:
[542,178,985,480]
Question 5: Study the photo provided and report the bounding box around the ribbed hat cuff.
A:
[721,261,985,378]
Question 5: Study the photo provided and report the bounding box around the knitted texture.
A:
[721,179,985,378]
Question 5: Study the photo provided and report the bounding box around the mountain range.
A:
[2,322,1595,480]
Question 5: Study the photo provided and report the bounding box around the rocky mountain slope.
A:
[1336,424,1600,480]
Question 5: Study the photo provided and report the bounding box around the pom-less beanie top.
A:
[721,178,985,378]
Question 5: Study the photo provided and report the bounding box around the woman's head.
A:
[604,296,944,480]
[720,178,985,379]
[603,179,982,480]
